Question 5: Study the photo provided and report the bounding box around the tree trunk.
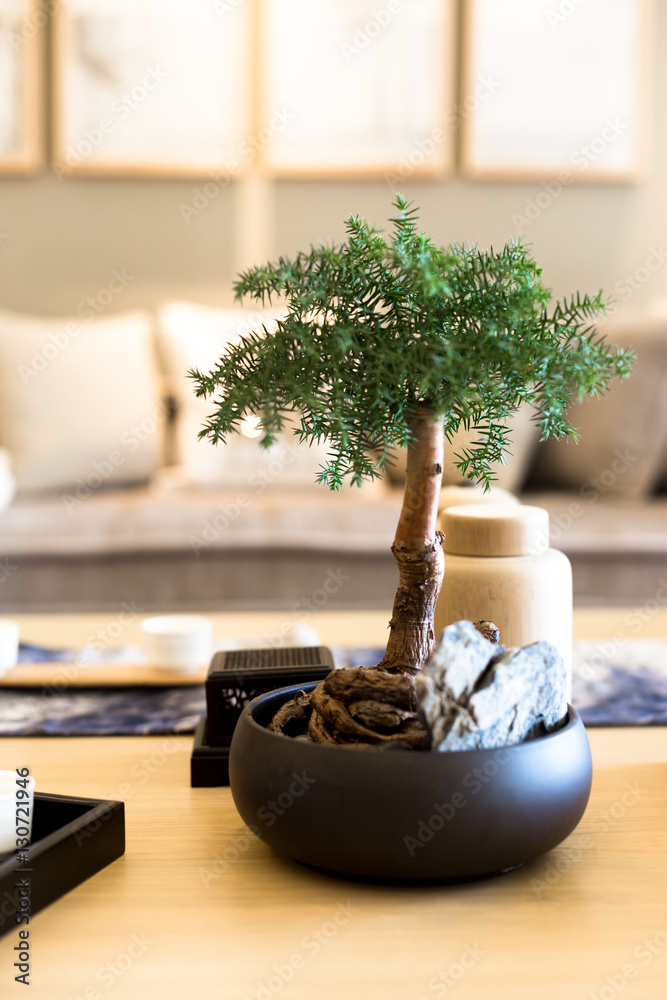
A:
[378,403,445,674]
[271,404,445,746]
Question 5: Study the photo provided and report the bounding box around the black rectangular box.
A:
[204,645,334,746]
[190,716,231,787]
[0,792,125,937]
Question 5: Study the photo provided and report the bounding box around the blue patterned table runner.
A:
[1,642,666,736]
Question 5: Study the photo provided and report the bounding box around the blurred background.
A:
[0,0,663,312]
[0,0,665,614]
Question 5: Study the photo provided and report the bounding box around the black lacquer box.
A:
[190,645,334,787]
[0,792,125,937]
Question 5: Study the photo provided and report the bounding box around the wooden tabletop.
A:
[0,609,666,999]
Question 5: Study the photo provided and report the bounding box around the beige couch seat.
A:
[0,472,403,611]
[0,474,398,559]
[1,301,667,611]
[524,491,667,605]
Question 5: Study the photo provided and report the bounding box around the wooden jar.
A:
[434,504,573,682]
[438,483,520,511]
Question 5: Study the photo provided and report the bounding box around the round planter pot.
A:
[229,682,593,882]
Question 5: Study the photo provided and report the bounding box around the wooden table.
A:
[1,610,667,999]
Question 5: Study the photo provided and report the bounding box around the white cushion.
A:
[0,308,163,493]
[157,301,333,488]
[0,448,15,515]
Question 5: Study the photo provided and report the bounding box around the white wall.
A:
[0,3,665,319]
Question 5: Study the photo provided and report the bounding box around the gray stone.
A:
[417,620,499,700]
[416,622,568,752]
[415,620,499,749]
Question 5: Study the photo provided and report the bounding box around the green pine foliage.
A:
[191,196,633,489]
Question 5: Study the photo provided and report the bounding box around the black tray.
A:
[191,644,336,785]
[191,716,231,787]
[0,792,125,937]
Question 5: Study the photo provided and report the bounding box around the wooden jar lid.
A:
[440,504,549,557]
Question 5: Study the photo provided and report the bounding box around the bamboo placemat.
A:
[0,662,208,687]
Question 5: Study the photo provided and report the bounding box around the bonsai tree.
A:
[191,196,632,744]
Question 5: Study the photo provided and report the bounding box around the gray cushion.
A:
[530,314,667,499]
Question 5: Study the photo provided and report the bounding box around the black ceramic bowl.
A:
[229,682,592,882]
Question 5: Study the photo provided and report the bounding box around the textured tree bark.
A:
[378,403,445,674]
[270,404,445,746]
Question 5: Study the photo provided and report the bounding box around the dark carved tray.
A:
[0,792,125,937]
[191,644,336,786]
[191,715,231,787]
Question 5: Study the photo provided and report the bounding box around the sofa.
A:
[1,301,666,613]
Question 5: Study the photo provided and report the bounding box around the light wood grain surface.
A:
[0,610,666,998]
[7,605,667,650]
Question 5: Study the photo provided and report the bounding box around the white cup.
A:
[0,770,35,858]
[141,615,213,673]
[0,619,19,675]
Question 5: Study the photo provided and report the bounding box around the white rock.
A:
[417,622,568,752]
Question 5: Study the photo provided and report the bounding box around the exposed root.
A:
[267,621,500,748]
[270,667,427,749]
[347,699,417,729]
[472,620,500,644]
[324,667,417,709]
[267,689,312,735]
